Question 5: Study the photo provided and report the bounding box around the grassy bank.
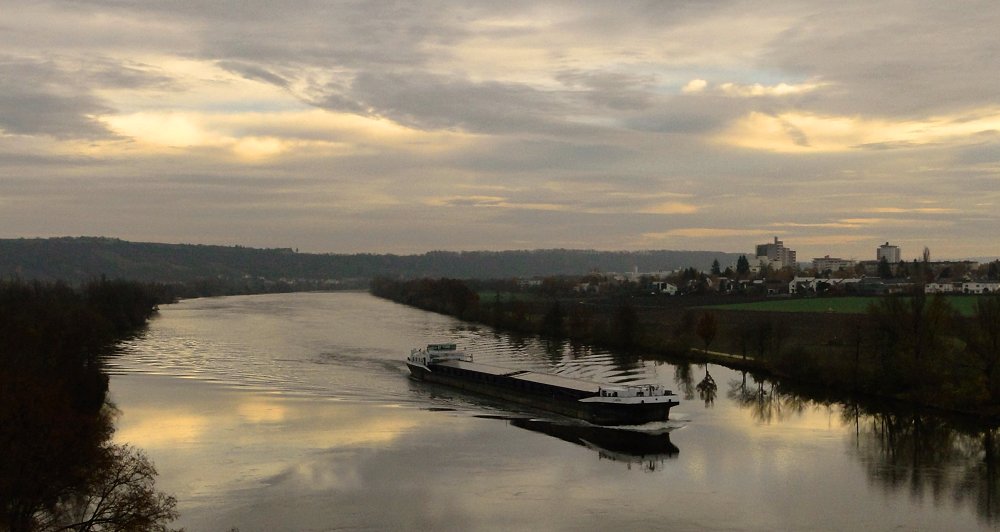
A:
[703,295,987,316]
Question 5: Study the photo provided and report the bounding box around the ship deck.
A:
[436,359,601,394]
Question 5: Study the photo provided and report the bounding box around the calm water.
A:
[106,292,998,531]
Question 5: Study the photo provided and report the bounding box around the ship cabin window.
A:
[612,391,618,397]
[637,390,644,397]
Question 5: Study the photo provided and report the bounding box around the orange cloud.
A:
[717,81,825,97]
[716,109,1000,153]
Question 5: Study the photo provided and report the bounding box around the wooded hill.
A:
[0,237,744,285]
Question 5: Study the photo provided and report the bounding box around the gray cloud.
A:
[0,53,179,139]
[447,138,634,175]
[763,1,1000,117]
[340,72,583,135]
[1,1,998,258]
[215,61,290,88]
[624,93,750,135]
[555,69,657,111]
[0,58,113,138]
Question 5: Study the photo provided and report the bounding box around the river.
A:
[106,292,998,531]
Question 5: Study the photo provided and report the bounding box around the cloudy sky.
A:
[2,1,998,260]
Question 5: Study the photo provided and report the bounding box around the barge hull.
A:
[407,361,675,426]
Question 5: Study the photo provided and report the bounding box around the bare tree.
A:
[39,445,178,532]
[695,312,718,355]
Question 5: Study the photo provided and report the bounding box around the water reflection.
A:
[107,293,1000,530]
[725,369,1000,526]
[428,312,1000,525]
[727,370,808,424]
[848,408,1000,526]
[506,418,679,471]
[696,366,717,407]
[673,361,696,400]
[435,308,1000,526]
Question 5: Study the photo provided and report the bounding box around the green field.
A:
[703,296,989,316]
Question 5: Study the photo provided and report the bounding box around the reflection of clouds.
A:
[109,367,998,530]
[271,460,366,491]
[291,407,423,449]
[110,375,445,525]
[113,373,672,528]
[237,399,288,424]
[116,395,424,451]
[114,409,210,448]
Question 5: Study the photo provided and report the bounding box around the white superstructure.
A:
[583,383,677,405]
[407,343,472,368]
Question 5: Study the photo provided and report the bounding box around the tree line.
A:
[1,236,740,285]
[1,278,179,531]
[836,292,1000,411]
[371,276,1000,417]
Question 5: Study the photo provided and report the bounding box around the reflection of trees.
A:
[727,371,778,423]
[607,350,644,373]
[846,408,1000,526]
[696,366,717,407]
[674,362,695,400]
[725,371,807,424]
[727,365,1000,525]
[955,429,1000,525]
[725,366,1000,525]
[543,338,565,365]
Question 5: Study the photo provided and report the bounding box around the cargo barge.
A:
[406,343,679,426]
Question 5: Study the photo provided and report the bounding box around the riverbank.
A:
[371,278,1000,421]
[0,278,178,531]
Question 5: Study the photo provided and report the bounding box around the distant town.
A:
[577,237,1000,298]
[1,236,997,300]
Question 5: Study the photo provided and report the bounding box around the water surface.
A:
[108,292,998,530]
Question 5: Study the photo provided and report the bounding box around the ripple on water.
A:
[109,294,675,411]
